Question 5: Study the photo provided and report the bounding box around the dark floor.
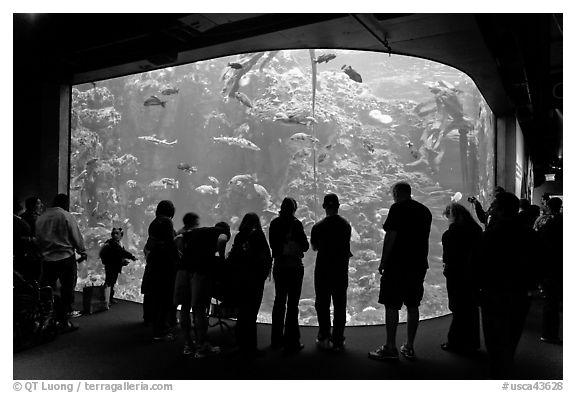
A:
[13,293,562,380]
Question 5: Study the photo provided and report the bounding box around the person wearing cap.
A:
[310,193,352,351]
[368,182,432,361]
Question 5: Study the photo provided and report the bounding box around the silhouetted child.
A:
[99,227,136,304]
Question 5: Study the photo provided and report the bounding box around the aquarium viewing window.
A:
[70,49,495,325]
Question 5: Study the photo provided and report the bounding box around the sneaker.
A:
[67,310,82,318]
[153,333,175,342]
[400,344,415,360]
[284,342,305,351]
[182,344,194,356]
[194,343,221,359]
[368,345,399,361]
[316,337,333,350]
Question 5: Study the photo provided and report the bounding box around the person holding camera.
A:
[269,197,310,351]
[99,227,136,304]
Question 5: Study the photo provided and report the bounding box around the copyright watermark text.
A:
[13,382,173,393]
[501,382,563,391]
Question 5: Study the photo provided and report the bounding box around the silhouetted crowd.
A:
[13,183,563,377]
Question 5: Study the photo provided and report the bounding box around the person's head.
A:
[519,198,530,212]
[238,213,262,233]
[25,196,43,214]
[322,193,340,214]
[392,182,411,203]
[111,227,124,241]
[494,186,505,196]
[182,212,199,229]
[490,192,519,220]
[443,202,477,226]
[546,197,562,214]
[155,200,175,219]
[52,193,70,211]
[279,197,297,217]
[215,221,231,240]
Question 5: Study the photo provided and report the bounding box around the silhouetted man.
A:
[369,182,431,361]
[311,193,352,351]
[36,193,87,332]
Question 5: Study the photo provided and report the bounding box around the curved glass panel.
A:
[71,49,495,325]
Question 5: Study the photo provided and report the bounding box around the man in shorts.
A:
[368,182,431,361]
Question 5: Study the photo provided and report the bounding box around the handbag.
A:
[82,285,110,315]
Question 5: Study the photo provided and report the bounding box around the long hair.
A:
[279,197,297,218]
[238,212,262,233]
[444,202,481,230]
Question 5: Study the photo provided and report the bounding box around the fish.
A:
[229,174,256,186]
[369,109,393,124]
[314,53,336,64]
[138,135,178,146]
[324,144,333,150]
[126,180,137,188]
[177,163,197,174]
[86,158,98,166]
[253,184,271,199]
[143,95,167,107]
[289,133,319,146]
[227,62,243,69]
[234,92,253,108]
[339,203,352,212]
[341,65,363,83]
[273,112,317,126]
[148,180,166,190]
[208,176,220,185]
[194,185,219,195]
[160,87,179,95]
[318,152,328,163]
[161,178,179,189]
[451,192,463,203]
[134,197,144,206]
[212,136,261,151]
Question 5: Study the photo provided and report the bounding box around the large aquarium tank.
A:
[70,49,495,325]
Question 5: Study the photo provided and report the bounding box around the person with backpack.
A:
[269,197,310,351]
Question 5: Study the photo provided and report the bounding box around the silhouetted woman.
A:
[228,212,272,354]
[441,202,483,353]
[269,197,309,350]
[141,200,179,341]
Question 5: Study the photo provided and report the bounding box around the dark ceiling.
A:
[13,13,563,181]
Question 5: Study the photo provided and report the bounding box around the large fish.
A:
[177,163,197,174]
[143,95,167,107]
[274,112,317,126]
[195,185,219,195]
[314,53,337,64]
[160,87,179,95]
[234,92,253,108]
[233,123,251,138]
[253,183,271,200]
[138,135,178,146]
[213,136,261,151]
[227,62,243,69]
[341,65,363,83]
[161,178,179,189]
[229,174,256,187]
[289,132,320,146]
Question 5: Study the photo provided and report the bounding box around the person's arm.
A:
[295,220,310,252]
[378,230,397,274]
[473,199,487,224]
[67,214,87,261]
[310,223,319,251]
[216,234,228,258]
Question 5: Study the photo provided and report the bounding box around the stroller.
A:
[13,271,59,352]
